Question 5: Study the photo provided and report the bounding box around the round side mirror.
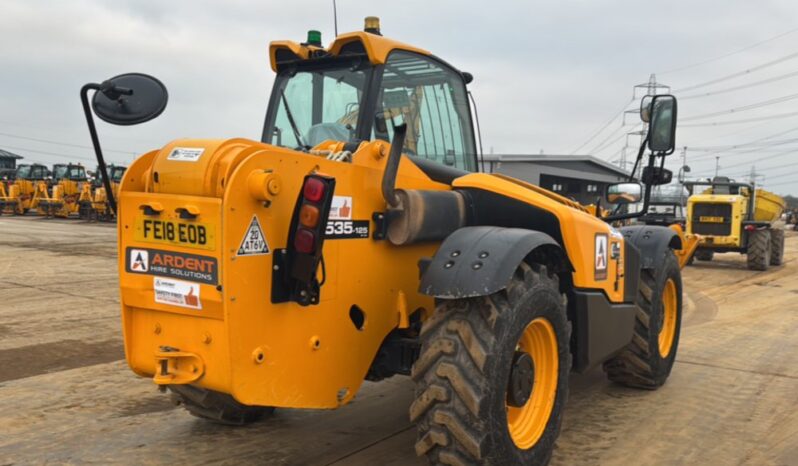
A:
[92,73,168,126]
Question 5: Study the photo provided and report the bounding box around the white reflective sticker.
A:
[595,234,608,281]
[237,215,270,256]
[154,277,201,310]
[167,147,205,162]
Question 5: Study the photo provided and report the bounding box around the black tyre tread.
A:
[604,251,681,389]
[746,229,771,271]
[168,384,274,426]
[694,249,714,261]
[411,262,570,465]
[770,229,785,266]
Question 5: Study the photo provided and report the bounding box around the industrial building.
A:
[0,148,23,170]
[484,154,629,205]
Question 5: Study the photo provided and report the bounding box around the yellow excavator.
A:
[82,18,688,465]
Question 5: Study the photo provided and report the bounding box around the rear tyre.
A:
[604,250,682,389]
[411,262,571,466]
[168,384,274,426]
[746,229,771,271]
[694,249,714,262]
[769,229,785,266]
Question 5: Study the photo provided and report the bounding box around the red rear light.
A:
[294,228,316,253]
[303,178,326,203]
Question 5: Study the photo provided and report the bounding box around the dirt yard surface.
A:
[1,216,796,465]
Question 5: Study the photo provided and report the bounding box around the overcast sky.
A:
[1,0,797,196]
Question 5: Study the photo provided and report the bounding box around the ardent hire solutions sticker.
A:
[167,147,205,162]
[154,277,201,310]
[126,247,218,285]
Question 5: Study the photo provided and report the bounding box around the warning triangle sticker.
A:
[237,215,270,256]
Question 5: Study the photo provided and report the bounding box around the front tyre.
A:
[411,263,571,466]
[604,250,682,389]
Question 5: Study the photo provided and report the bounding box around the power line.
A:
[569,97,635,154]
[680,92,798,121]
[0,144,109,163]
[589,124,641,155]
[679,110,798,127]
[0,132,136,155]
[658,26,798,75]
[674,50,798,93]
[679,69,798,100]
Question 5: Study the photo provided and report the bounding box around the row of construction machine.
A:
[0,162,125,220]
[685,176,786,270]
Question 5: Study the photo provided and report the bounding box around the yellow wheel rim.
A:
[506,317,558,450]
[659,279,678,357]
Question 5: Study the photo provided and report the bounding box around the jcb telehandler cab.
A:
[84,18,683,465]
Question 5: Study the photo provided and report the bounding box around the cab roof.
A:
[269,31,431,72]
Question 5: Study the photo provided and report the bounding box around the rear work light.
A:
[272,173,336,306]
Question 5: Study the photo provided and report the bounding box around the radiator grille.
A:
[692,203,732,236]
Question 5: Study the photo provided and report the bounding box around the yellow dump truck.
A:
[686,177,785,270]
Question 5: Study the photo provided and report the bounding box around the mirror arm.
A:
[603,147,656,223]
[81,83,116,216]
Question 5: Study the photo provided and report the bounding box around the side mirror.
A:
[606,182,642,205]
[92,73,168,126]
[646,95,677,154]
[642,166,673,186]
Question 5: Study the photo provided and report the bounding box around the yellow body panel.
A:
[119,139,447,408]
[452,173,626,303]
[753,188,785,222]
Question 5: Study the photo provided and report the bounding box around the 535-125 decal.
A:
[325,220,369,239]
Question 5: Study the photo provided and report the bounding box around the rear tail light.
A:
[299,204,320,228]
[294,228,316,253]
[273,173,336,306]
[303,177,326,202]
[744,225,756,231]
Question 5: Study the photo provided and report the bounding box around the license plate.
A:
[134,217,215,250]
[699,216,724,223]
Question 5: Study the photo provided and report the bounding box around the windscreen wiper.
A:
[280,90,309,150]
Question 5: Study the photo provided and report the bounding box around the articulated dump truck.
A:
[687,177,785,271]
[82,18,690,465]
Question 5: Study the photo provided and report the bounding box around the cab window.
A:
[374,51,476,171]
[269,60,369,148]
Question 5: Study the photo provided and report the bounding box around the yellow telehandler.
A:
[0,163,50,215]
[79,164,127,221]
[37,163,92,218]
[83,19,686,465]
